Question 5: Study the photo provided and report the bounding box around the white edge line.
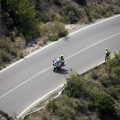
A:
[0,14,120,73]
[68,14,120,36]
[0,66,53,99]
[17,84,64,118]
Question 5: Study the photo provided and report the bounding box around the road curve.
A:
[0,15,120,118]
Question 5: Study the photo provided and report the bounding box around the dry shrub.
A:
[39,23,50,36]
[39,21,67,43]
[38,36,48,46]
[14,37,26,49]
[81,16,89,24]
[18,49,24,58]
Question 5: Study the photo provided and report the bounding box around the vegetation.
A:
[0,0,120,118]
[0,36,26,69]
[39,21,68,43]
[74,0,87,6]
[1,0,39,39]
[0,0,120,68]
[0,38,16,69]
[25,51,120,120]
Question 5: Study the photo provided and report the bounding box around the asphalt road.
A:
[0,15,120,118]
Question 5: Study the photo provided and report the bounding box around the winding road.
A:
[0,15,120,118]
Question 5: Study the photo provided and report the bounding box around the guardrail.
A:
[22,86,64,120]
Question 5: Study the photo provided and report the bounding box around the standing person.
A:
[105,48,110,62]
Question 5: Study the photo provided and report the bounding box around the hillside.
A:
[0,0,120,69]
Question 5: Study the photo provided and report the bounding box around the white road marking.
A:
[0,14,120,73]
[0,66,52,99]
[68,14,120,37]
[17,84,64,118]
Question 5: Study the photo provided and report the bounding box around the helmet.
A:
[60,55,64,60]
[106,48,108,50]
[61,55,64,57]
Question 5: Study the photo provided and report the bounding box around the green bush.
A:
[2,0,39,40]
[0,38,18,67]
[87,100,95,111]
[100,73,110,87]
[112,66,120,77]
[54,0,62,6]
[74,0,87,6]
[37,12,50,23]
[113,7,120,14]
[98,7,107,16]
[85,8,93,22]
[107,52,120,68]
[108,87,118,100]
[58,106,76,120]
[65,74,84,98]
[65,73,102,100]
[0,39,17,56]
[91,71,98,80]
[0,50,12,63]
[47,99,58,113]
[69,98,82,112]
[99,52,120,87]
[62,3,80,23]
[95,94,115,113]
[58,95,82,113]
[48,34,58,41]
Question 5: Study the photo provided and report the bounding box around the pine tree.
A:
[2,0,38,40]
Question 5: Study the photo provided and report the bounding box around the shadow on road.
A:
[63,36,69,42]
[55,68,69,74]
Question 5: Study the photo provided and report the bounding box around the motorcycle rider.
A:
[59,55,65,64]
[54,55,65,67]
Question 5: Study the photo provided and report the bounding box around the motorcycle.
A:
[53,59,66,72]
